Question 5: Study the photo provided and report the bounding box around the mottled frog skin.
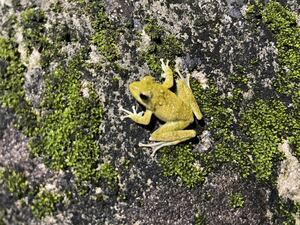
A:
[121,59,202,156]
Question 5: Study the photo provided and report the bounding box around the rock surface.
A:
[0,0,300,224]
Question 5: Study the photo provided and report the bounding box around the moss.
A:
[81,1,120,62]
[92,31,120,62]
[190,79,288,182]
[0,169,62,219]
[29,50,104,183]
[144,19,164,42]
[194,212,206,225]
[31,189,62,219]
[189,1,300,182]
[50,1,63,13]
[262,1,300,97]
[20,7,62,70]
[261,0,300,159]
[228,73,249,86]
[240,99,289,181]
[230,193,245,209]
[73,0,122,62]
[1,12,104,186]
[235,64,247,74]
[245,1,263,19]
[96,163,119,187]
[20,7,48,52]
[262,1,297,33]
[271,198,298,225]
[1,2,120,196]
[245,3,255,15]
[0,38,37,135]
[250,58,259,66]
[159,145,205,188]
[0,38,26,109]
[294,202,300,216]
[0,169,4,180]
[0,169,29,198]
[190,79,234,159]
[142,20,183,74]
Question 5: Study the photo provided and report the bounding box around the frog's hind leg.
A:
[149,120,196,142]
[175,72,203,120]
[175,67,190,88]
[139,121,196,156]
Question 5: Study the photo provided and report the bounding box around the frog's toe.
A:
[132,106,143,116]
[120,106,132,115]
[160,58,170,71]
[120,106,143,120]
[175,67,191,89]
[139,141,180,157]
[138,142,160,157]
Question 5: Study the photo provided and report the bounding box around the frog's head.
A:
[129,76,154,107]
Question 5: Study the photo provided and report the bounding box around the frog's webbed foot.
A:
[139,141,180,157]
[175,65,191,89]
[120,105,143,120]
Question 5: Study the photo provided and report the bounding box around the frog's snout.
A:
[129,82,140,100]
[129,82,138,95]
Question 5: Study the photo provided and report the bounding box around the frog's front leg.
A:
[160,59,174,89]
[120,106,153,125]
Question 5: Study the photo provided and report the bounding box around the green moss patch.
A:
[1,3,119,192]
[20,7,48,51]
[230,193,245,209]
[142,20,183,74]
[0,168,63,219]
[0,38,106,188]
[194,212,206,225]
[90,3,120,62]
[0,169,29,198]
[71,0,120,62]
[0,38,26,109]
[31,189,63,219]
[261,1,300,159]
[239,99,289,181]
[96,163,119,187]
[159,145,205,188]
[29,51,104,183]
[0,38,36,135]
[190,80,293,182]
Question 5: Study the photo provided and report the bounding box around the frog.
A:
[120,59,203,156]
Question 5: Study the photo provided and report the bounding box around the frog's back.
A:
[150,83,193,122]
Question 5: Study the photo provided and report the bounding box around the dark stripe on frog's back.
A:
[146,83,193,122]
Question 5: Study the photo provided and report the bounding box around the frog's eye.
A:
[140,93,150,101]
